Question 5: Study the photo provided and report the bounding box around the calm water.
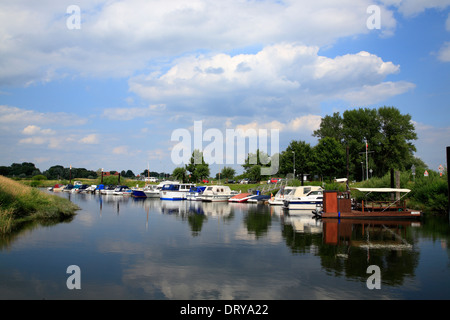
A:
[1,191,449,300]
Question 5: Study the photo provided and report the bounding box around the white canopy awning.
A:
[351,187,411,193]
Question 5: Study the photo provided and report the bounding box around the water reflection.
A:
[320,219,420,286]
[1,191,449,300]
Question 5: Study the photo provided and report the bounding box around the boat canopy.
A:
[351,187,411,193]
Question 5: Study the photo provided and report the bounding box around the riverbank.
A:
[0,176,79,234]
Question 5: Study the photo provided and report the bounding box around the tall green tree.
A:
[220,166,236,180]
[312,106,418,181]
[172,167,187,182]
[242,149,272,181]
[185,150,210,182]
[280,140,314,185]
[313,137,346,181]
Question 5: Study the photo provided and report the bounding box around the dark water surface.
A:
[1,191,449,300]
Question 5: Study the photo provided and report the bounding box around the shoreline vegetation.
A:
[0,175,79,234]
[14,167,449,215]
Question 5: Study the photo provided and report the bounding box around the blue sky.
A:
[0,0,449,177]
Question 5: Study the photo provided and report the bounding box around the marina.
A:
[0,190,448,300]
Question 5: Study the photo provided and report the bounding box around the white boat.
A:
[200,185,236,202]
[282,188,324,210]
[113,185,132,196]
[100,185,116,195]
[186,186,206,201]
[160,183,195,200]
[268,186,296,205]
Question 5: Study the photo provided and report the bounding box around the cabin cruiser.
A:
[186,186,206,201]
[200,185,236,202]
[268,186,296,205]
[282,188,324,210]
[100,185,116,195]
[160,183,195,200]
[113,185,132,196]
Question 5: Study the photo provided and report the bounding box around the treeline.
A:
[0,163,99,180]
[0,162,173,181]
[245,106,426,182]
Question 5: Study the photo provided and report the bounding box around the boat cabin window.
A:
[207,187,213,191]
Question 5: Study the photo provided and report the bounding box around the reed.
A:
[0,175,79,234]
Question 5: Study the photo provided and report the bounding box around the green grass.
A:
[0,175,79,234]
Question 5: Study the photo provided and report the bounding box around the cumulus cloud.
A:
[437,42,450,62]
[129,43,415,119]
[0,0,397,85]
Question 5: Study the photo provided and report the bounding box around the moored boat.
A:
[228,192,252,203]
[200,185,235,202]
[160,183,195,200]
[319,188,422,220]
[186,186,206,201]
[268,186,296,205]
[282,189,324,210]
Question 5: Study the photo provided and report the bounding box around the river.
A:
[0,191,449,300]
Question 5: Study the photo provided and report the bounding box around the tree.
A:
[313,112,344,143]
[185,150,210,182]
[313,137,346,181]
[242,149,273,181]
[279,140,314,185]
[220,166,236,180]
[313,106,417,181]
[172,167,187,182]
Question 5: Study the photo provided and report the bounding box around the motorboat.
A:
[62,184,74,192]
[247,194,271,203]
[228,192,252,203]
[100,185,116,195]
[76,184,90,193]
[84,185,97,193]
[160,183,195,200]
[113,185,132,196]
[282,187,324,210]
[52,184,65,192]
[200,185,236,202]
[186,186,206,201]
[268,186,296,205]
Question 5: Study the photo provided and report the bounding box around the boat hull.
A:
[321,210,422,220]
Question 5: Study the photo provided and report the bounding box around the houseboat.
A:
[200,185,235,202]
[318,188,422,220]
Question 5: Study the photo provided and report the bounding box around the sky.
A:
[0,0,449,177]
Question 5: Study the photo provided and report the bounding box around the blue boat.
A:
[186,186,206,201]
[132,189,147,198]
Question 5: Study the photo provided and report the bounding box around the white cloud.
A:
[22,125,55,136]
[129,43,415,119]
[80,134,100,144]
[381,0,450,17]
[112,146,129,155]
[438,42,450,62]
[102,104,166,121]
[0,105,87,128]
[0,0,398,85]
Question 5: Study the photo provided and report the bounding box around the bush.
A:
[32,174,47,181]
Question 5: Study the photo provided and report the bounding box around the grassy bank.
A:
[0,175,79,234]
[351,170,448,214]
